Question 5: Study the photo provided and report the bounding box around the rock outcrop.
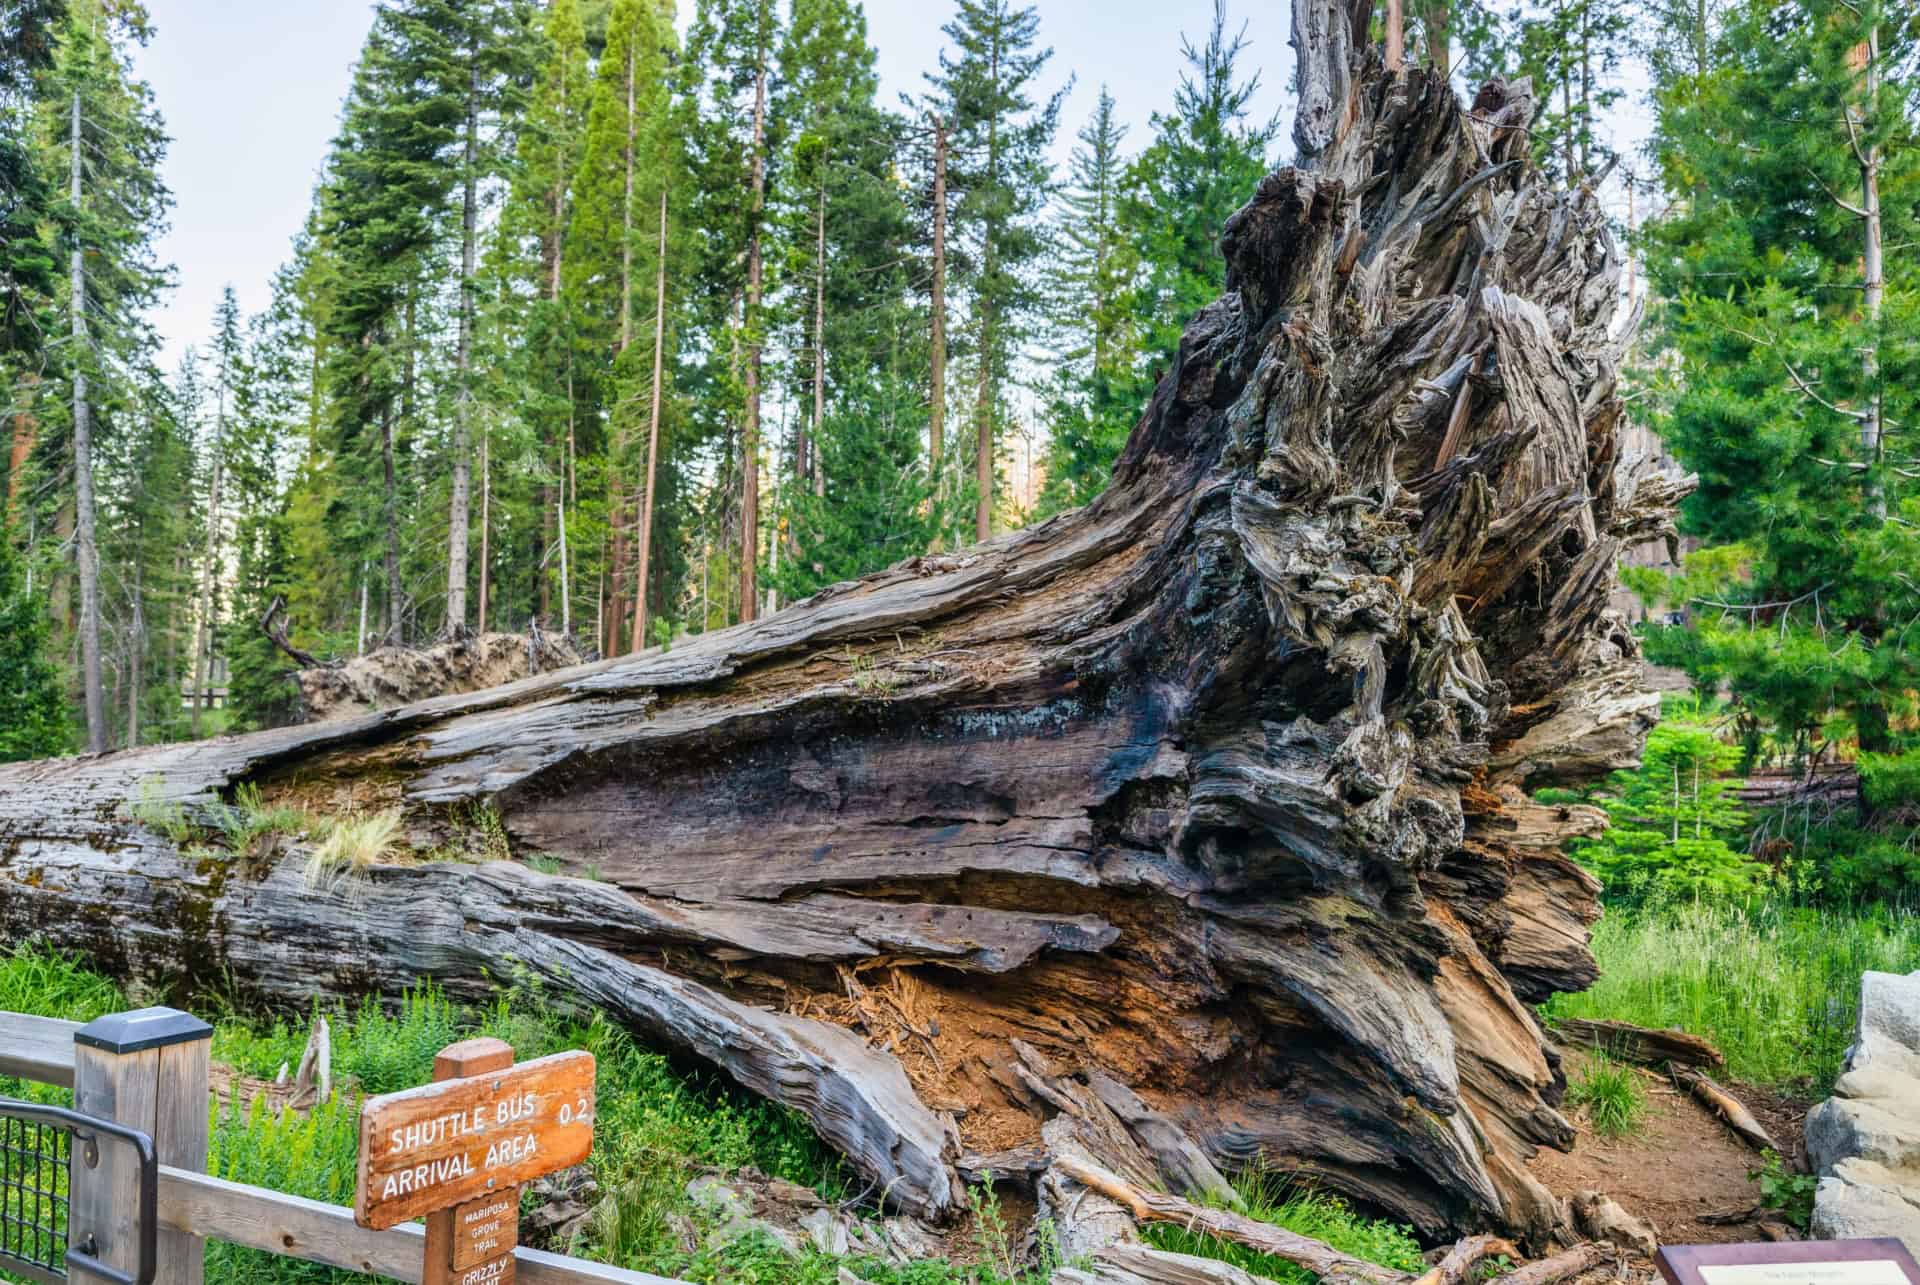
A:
[1805,970,1920,1256]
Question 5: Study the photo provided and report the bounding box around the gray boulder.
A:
[1806,971,1920,1258]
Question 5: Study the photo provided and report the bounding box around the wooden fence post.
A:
[71,1007,212,1285]
[422,1038,517,1285]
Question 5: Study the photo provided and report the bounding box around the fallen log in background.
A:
[0,0,1687,1247]
[1551,1017,1724,1069]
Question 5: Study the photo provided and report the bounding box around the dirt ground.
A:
[1529,1049,1811,1248]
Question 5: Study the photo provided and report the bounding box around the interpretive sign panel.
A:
[353,1046,595,1231]
[1656,1239,1920,1285]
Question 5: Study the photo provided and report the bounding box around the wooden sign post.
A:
[354,1037,596,1285]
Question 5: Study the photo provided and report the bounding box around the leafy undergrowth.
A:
[1140,1167,1425,1285]
[1543,898,1920,1092]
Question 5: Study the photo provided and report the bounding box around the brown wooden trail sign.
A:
[354,1037,595,1285]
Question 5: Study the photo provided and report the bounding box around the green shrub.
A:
[1781,817,1920,904]
[1566,1056,1646,1138]
[1752,1150,1818,1230]
[1562,718,1767,902]
[205,1090,366,1283]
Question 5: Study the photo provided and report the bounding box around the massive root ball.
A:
[0,14,1685,1250]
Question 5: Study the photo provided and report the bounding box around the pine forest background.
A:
[3,0,1918,888]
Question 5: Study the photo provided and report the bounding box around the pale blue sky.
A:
[133,0,1298,369]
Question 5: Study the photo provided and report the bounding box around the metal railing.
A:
[0,1099,156,1285]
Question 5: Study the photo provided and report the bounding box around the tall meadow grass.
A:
[1544,898,1920,1092]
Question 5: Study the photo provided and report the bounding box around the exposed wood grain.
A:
[420,1040,518,1285]
[156,1034,212,1285]
[1490,1243,1612,1285]
[1413,1235,1520,1285]
[1052,1154,1409,1285]
[1675,1069,1780,1153]
[0,1013,78,1087]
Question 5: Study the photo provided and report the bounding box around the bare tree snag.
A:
[0,0,1685,1245]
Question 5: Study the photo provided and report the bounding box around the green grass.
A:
[1140,1166,1425,1285]
[1565,1055,1646,1139]
[1544,898,1920,1092]
[0,942,124,1024]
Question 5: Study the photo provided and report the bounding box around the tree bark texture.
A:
[1,20,1685,1248]
[634,187,669,655]
[740,50,769,624]
[447,60,480,637]
[70,87,106,753]
[192,363,230,740]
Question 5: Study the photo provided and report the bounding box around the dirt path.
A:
[1529,1050,1810,1247]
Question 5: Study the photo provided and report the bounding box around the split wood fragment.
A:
[1674,1069,1780,1154]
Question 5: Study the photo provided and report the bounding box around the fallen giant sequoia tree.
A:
[1,0,1687,1254]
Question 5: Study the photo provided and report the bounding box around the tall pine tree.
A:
[927,0,1062,541]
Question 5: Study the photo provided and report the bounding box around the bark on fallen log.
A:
[1051,1243,1289,1285]
[0,0,1686,1242]
[1489,1244,1613,1285]
[1552,1018,1724,1069]
[1414,1235,1520,1285]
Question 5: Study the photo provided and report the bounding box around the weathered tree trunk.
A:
[1,9,1684,1249]
[740,48,769,624]
[192,353,230,740]
[633,189,669,656]
[447,59,480,638]
[70,87,107,754]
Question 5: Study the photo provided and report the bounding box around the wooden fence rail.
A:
[0,1009,686,1285]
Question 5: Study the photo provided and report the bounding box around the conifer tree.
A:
[683,0,782,623]
[1037,87,1140,516]
[773,0,922,584]
[42,0,168,751]
[1511,0,1630,178]
[506,0,589,630]
[571,0,679,650]
[405,0,531,637]
[1123,1,1277,373]
[0,0,64,377]
[188,287,243,737]
[103,365,196,747]
[927,0,1062,542]
[1636,0,1920,821]
[0,517,63,760]
[316,6,459,645]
